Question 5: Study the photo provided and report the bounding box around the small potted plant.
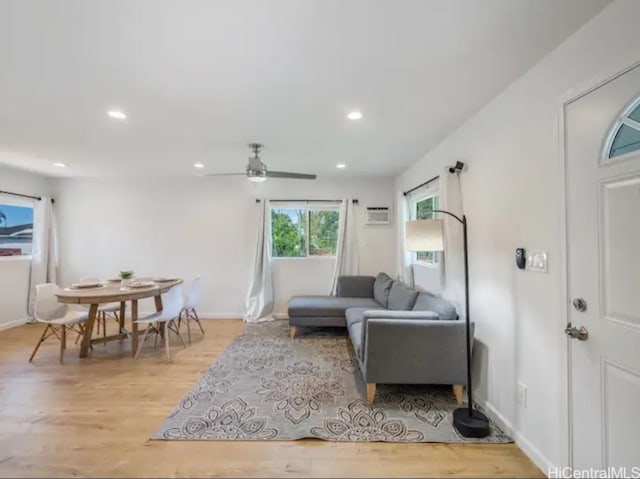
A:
[120,270,134,289]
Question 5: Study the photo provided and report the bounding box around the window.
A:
[412,193,439,264]
[0,202,34,257]
[271,207,339,258]
[605,97,640,159]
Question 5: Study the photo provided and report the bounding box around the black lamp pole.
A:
[431,209,490,438]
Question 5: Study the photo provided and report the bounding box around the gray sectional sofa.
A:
[288,273,472,404]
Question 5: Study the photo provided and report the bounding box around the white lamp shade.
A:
[405,219,445,252]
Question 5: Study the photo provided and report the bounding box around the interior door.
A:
[566,64,640,469]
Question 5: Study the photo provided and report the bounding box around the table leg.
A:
[131,299,138,358]
[154,294,165,339]
[119,301,126,333]
[154,294,163,312]
[80,304,99,357]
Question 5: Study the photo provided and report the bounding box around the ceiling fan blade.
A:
[266,171,317,180]
[204,172,247,177]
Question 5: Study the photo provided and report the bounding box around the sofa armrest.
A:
[361,318,474,385]
[336,276,376,298]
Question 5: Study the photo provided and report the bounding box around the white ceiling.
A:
[0,0,609,178]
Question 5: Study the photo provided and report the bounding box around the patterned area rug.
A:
[152,320,511,443]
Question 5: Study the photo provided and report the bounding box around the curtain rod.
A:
[402,175,440,196]
[0,190,55,203]
[256,199,359,204]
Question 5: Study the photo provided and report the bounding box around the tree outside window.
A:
[271,207,339,257]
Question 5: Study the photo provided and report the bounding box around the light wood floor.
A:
[0,318,543,478]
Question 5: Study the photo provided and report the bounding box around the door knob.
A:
[572,298,587,312]
[565,323,588,341]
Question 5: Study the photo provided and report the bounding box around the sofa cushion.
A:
[388,282,419,310]
[347,321,364,359]
[345,307,386,329]
[288,296,381,318]
[373,272,394,307]
[412,292,458,321]
[336,276,375,298]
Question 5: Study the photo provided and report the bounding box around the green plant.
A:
[119,270,134,280]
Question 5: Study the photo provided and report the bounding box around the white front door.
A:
[565,64,640,470]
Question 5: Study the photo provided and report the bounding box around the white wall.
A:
[53,175,396,316]
[395,0,639,470]
[0,164,53,329]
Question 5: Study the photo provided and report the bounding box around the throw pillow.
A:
[373,272,394,307]
[387,281,419,310]
[412,291,458,321]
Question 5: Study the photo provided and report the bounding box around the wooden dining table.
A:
[55,278,183,357]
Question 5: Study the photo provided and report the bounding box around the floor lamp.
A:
[405,212,490,438]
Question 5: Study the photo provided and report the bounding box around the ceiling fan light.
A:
[247,168,267,182]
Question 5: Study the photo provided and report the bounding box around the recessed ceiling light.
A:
[53,162,67,168]
[107,110,127,120]
[347,111,363,120]
[193,162,205,169]
[336,163,346,169]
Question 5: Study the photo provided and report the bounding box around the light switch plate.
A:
[526,250,548,273]
[517,382,527,408]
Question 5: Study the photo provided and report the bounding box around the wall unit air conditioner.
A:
[365,207,391,225]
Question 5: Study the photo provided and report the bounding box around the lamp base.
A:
[453,407,490,438]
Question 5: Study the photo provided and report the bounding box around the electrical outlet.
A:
[517,382,527,408]
[526,250,548,273]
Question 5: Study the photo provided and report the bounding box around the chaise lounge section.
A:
[288,273,471,404]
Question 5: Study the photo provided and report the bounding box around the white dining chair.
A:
[178,276,204,344]
[80,276,122,339]
[29,283,89,363]
[134,283,186,361]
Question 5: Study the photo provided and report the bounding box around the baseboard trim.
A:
[198,313,243,319]
[0,317,29,331]
[477,399,553,475]
[478,399,513,436]
[513,428,553,475]
[138,312,243,319]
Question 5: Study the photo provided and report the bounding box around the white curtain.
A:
[330,198,359,295]
[397,191,414,287]
[440,168,465,318]
[243,199,275,323]
[28,197,58,320]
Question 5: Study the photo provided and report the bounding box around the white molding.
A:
[138,312,242,319]
[513,429,554,475]
[0,255,32,262]
[477,399,513,436]
[198,313,243,319]
[0,317,29,331]
[479,399,553,474]
[558,60,640,105]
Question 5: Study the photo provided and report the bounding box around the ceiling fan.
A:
[206,143,317,182]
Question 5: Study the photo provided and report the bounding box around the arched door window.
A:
[604,96,640,159]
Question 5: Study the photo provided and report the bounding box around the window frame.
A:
[602,95,640,162]
[409,190,440,267]
[269,203,341,259]
[0,195,35,261]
